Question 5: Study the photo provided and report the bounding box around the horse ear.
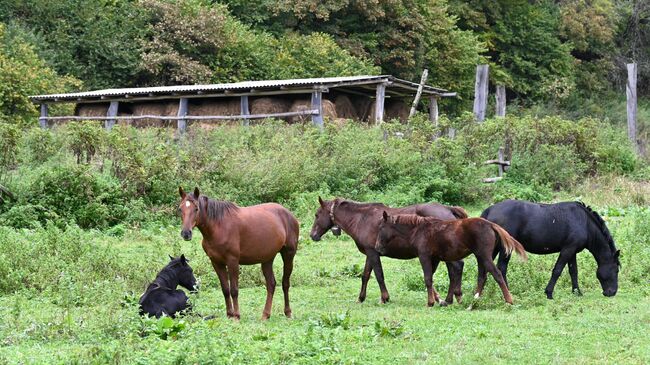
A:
[169,255,174,261]
[180,254,187,263]
[179,186,186,198]
[193,187,200,199]
[614,250,620,258]
[318,196,324,207]
[382,211,388,221]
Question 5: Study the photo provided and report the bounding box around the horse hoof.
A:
[427,302,434,307]
[358,296,366,303]
[545,292,554,300]
[573,289,583,296]
[439,301,448,307]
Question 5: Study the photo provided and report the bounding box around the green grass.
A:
[0,208,649,364]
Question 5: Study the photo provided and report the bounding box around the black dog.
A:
[139,255,197,318]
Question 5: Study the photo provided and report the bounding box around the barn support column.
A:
[106,101,118,130]
[39,104,48,129]
[495,85,506,117]
[428,96,438,126]
[473,64,489,122]
[375,82,386,124]
[177,98,188,134]
[241,95,250,126]
[311,90,323,129]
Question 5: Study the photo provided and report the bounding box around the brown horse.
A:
[376,213,527,305]
[310,197,467,305]
[178,187,299,320]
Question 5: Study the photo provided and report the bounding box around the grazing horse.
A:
[375,213,527,305]
[310,197,467,305]
[481,200,620,298]
[139,255,197,318]
[178,187,299,320]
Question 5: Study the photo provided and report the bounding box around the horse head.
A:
[596,249,620,297]
[169,254,198,293]
[375,211,396,255]
[310,196,338,241]
[178,186,201,241]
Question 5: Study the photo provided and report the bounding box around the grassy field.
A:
[0,205,649,364]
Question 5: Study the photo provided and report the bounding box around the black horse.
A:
[481,200,620,298]
[139,255,197,318]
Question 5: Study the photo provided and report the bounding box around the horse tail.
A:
[449,206,469,219]
[488,221,527,261]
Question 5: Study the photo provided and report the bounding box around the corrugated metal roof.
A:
[29,75,453,102]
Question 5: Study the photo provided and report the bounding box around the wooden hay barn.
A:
[30,75,455,131]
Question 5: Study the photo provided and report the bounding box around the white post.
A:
[626,63,637,152]
[106,101,118,130]
[177,98,188,133]
[495,85,506,118]
[241,95,250,126]
[409,69,429,117]
[473,64,489,122]
[39,104,48,129]
[311,90,323,129]
[375,83,386,125]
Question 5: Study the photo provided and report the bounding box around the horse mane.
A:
[390,214,436,226]
[575,202,617,254]
[448,206,469,219]
[338,199,388,210]
[199,196,239,221]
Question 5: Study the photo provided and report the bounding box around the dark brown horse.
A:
[376,213,527,305]
[310,197,467,305]
[178,187,299,320]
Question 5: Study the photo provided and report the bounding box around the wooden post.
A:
[473,64,489,122]
[409,69,429,118]
[497,147,505,177]
[428,96,438,126]
[626,63,638,152]
[177,98,188,133]
[375,83,386,124]
[311,90,323,129]
[106,101,118,130]
[495,85,506,118]
[240,95,250,126]
[39,104,48,129]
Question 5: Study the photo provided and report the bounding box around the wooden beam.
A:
[42,109,320,122]
[106,101,118,130]
[177,98,188,134]
[482,177,503,183]
[428,96,438,126]
[409,69,429,117]
[375,83,386,124]
[240,95,250,126]
[495,85,506,118]
[473,64,489,122]
[311,90,323,129]
[39,104,48,129]
[626,63,638,152]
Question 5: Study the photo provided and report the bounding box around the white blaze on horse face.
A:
[185,201,191,208]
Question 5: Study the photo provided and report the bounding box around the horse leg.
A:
[227,260,241,319]
[444,261,464,305]
[211,260,233,318]
[358,256,372,303]
[496,247,511,289]
[367,250,390,303]
[482,257,513,304]
[568,254,582,296]
[280,246,295,318]
[418,255,437,307]
[260,261,276,320]
[474,258,487,299]
[545,249,573,299]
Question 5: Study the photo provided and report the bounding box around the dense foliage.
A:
[0,117,642,230]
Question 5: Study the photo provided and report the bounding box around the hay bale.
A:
[188,98,241,127]
[76,103,109,117]
[250,97,292,116]
[131,101,178,127]
[334,95,357,120]
[385,99,409,122]
[287,99,337,124]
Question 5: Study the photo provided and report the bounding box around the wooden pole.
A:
[473,64,489,122]
[39,104,48,129]
[409,69,429,118]
[497,147,505,177]
[626,63,638,152]
[495,85,506,118]
[428,96,438,126]
[177,98,188,133]
[240,95,250,126]
[375,83,386,124]
[311,90,323,129]
[106,101,118,130]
